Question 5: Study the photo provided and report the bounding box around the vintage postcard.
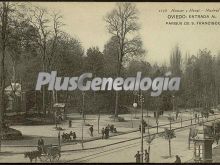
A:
[0,1,219,163]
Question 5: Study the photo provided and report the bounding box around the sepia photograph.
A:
[0,1,220,163]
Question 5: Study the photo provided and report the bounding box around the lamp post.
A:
[172,95,175,113]
[138,91,144,163]
[81,92,85,149]
[132,102,137,128]
[58,130,61,150]
[133,91,138,118]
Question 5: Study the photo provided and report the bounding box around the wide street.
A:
[0,109,219,163]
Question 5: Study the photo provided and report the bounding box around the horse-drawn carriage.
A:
[24,144,61,163]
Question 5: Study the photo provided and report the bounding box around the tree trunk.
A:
[35,91,39,114]
[42,57,46,115]
[114,55,122,119]
[114,91,119,118]
[169,139,171,157]
[0,2,9,152]
[42,44,46,115]
[42,85,46,114]
[98,112,100,134]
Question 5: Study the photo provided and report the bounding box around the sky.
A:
[34,2,220,65]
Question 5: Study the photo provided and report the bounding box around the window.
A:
[195,144,203,159]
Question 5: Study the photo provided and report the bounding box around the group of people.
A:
[135,151,181,163]
[134,150,149,163]
[62,131,76,142]
[101,124,117,139]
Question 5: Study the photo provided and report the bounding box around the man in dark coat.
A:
[38,137,45,153]
[174,155,181,163]
[144,149,149,163]
[69,120,72,128]
[135,151,141,163]
[105,127,109,139]
[89,125,94,137]
[101,128,105,139]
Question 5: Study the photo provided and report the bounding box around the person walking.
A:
[134,151,141,163]
[58,131,61,148]
[105,127,109,139]
[38,137,45,153]
[73,132,76,140]
[101,128,105,139]
[143,124,146,133]
[174,155,181,163]
[69,120,72,128]
[216,133,220,144]
[144,149,149,163]
[89,125,94,137]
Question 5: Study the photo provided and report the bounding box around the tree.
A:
[84,47,104,76]
[84,47,104,132]
[0,1,11,151]
[105,2,145,117]
[51,32,84,113]
[169,45,182,118]
[161,128,176,157]
[103,36,118,77]
[145,133,156,162]
[27,6,63,114]
[170,45,182,77]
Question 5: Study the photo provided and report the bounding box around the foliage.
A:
[145,134,156,145]
[162,128,176,140]
[0,2,220,117]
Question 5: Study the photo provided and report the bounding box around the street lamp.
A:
[172,95,175,115]
[133,102,137,108]
[133,92,138,118]
[138,92,144,163]
[81,92,85,149]
[132,102,137,128]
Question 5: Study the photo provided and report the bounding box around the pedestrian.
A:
[144,149,149,163]
[176,111,179,120]
[70,131,73,140]
[174,155,181,163]
[110,125,114,133]
[89,125,94,137]
[107,127,110,138]
[105,127,109,139]
[101,128,105,139]
[139,125,141,132]
[143,120,147,127]
[38,137,45,153]
[58,131,61,148]
[134,151,141,163]
[215,133,220,144]
[143,125,146,133]
[69,120,72,128]
[73,132,76,140]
